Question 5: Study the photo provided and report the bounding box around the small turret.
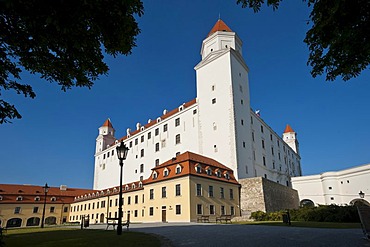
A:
[282,124,299,155]
[96,118,116,153]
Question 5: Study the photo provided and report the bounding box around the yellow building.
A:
[70,152,241,223]
[0,184,95,228]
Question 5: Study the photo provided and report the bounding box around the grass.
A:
[238,221,362,229]
[3,227,161,247]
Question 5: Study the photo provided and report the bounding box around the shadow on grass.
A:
[4,228,161,247]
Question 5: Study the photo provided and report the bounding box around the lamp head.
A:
[116,141,129,161]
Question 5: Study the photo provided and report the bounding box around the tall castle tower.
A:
[283,124,300,155]
[95,119,116,153]
[195,19,253,179]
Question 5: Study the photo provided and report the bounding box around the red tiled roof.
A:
[284,124,295,133]
[0,184,97,204]
[146,151,239,185]
[102,118,113,128]
[208,19,232,37]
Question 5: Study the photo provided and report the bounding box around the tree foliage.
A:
[0,0,144,123]
[236,0,370,82]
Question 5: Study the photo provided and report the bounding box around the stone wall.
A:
[238,177,299,220]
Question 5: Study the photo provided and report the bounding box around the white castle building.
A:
[93,19,302,190]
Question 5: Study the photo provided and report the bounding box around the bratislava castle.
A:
[93,19,302,190]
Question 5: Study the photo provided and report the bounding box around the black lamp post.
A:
[116,141,129,235]
[41,183,50,228]
[359,191,365,199]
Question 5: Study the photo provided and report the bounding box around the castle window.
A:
[135,195,139,204]
[271,147,274,155]
[176,164,182,174]
[229,189,233,199]
[252,132,255,142]
[214,144,218,152]
[176,205,181,215]
[175,184,181,196]
[141,135,144,143]
[239,85,243,92]
[262,140,265,149]
[155,128,159,136]
[140,164,144,173]
[112,150,114,156]
[196,184,202,196]
[241,119,244,125]
[195,164,202,173]
[150,189,154,199]
[175,118,180,127]
[107,152,110,158]
[208,186,214,197]
[148,132,151,139]
[261,125,264,133]
[162,187,167,198]
[264,174,267,179]
[193,109,197,114]
[140,149,144,157]
[212,98,216,104]
[263,156,266,166]
[135,138,138,145]
[211,85,215,91]
[14,207,21,214]
[103,154,106,159]
[270,134,273,141]
[241,99,244,105]
[251,116,253,124]
[245,165,249,174]
[163,168,169,177]
[273,161,275,169]
[163,124,168,132]
[155,143,159,152]
[129,141,132,148]
[155,159,160,166]
[243,141,246,148]
[175,134,181,144]
[220,187,224,199]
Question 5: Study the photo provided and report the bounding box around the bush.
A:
[250,205,360,222]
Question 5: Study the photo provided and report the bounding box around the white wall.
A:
[292,164,370,205]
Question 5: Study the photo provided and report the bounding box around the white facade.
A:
[93,20,301,190]
[291,164,370,206]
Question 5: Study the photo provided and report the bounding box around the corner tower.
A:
[283,124,300,155]
[96,119,116,153]
[195,19,253,179]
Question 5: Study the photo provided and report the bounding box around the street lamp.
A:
[116,141,129,235]
[359,191,365,199]
[41,183,50,228]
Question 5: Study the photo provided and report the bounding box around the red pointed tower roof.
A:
[208,19,233,37]
[284,124,295,133]
[102,118,113,128]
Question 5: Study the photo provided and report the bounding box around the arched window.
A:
[152,171,158,179]
[163,168,169,177]
[34,196,40,201]
[16,196,23,201]
[195,164,202,173]
[350,199,370,207]
[26,217,40,226]
[300,199,315,207]
[51,197,57,202]
[175,164,182,174]
[6,218,22,228]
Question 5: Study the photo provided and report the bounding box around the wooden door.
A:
[162,209,166,222]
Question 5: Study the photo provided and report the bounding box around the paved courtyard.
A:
[87,222,370,247]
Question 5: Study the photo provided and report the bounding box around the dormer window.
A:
[16,196,23,201]
[152,171,158,179]
[215,170,221,178]
[34,196,40,201]
[195,164,202,174]
[176,164,182,174]
[224,172,230,180]
[0,195,3,201]
[139,182,143,188]
[206,168,212,176]
[132,183,136,189]
[163,168,169,177]
[125,185,129,191]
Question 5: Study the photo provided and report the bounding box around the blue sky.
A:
[1,0,369,189]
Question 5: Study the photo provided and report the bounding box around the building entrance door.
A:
[161,206,166,222]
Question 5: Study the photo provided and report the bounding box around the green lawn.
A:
[3,227,162,247]
[238,221,362,229]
